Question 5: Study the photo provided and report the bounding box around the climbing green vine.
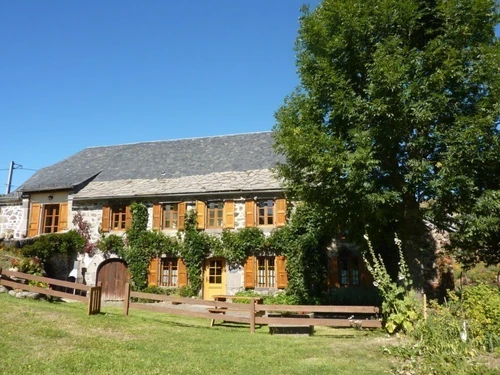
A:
[120,202,181,290]
[108,202,330,303]
[179,210,211,295]
[267,203,329,304]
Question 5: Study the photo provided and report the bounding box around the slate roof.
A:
[74,169,281,200]
[19,132,282,196]
[0,191,22,203]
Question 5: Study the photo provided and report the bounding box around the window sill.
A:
[204,228,223,234]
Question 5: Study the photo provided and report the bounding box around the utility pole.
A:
[6,161,14,194]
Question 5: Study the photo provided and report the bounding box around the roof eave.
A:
[73,188,284,201]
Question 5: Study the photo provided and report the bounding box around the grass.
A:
[0,293,397,375]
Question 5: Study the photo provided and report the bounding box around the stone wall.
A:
[71,201,104,243]
[0,202,26,239]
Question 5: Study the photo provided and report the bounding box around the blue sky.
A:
[0,0,321,191]
[0,1,498,192]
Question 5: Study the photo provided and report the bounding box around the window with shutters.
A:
[43,204,60,234]
[160,258,178,287]
[163,204,179,229]
[207,202,224,228]
[111,206,127,230]
[339,256,360,287]
[257,200,275,226]
[244,255,287,289]
[256,256,275,288]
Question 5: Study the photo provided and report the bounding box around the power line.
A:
[0,167,38,171]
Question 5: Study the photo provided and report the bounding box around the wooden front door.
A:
[203,258,226,300]
[96,259,130,301]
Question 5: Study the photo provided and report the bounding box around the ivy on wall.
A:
[267,203,330,304]
[122,202,181,290]
[104,201,330,304]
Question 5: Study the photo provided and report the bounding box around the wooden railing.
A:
[0,267,102,315]
[122,283,382,333]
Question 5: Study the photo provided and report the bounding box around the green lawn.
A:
[0,293,397,375]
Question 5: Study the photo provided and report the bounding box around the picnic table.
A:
[208,295,263,327]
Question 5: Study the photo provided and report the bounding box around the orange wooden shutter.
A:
[58,202,68,231]
[275,198,287,227]
[178,202,186,230]
[223,200,235,229]
[101,205,110,232]
[196,200,206,229]
[178,258,188,287]
[244,256,255,289]
[148,257,159,286]
[245,200,255,227]
[153,203,162,230]
[28,203,41,237]
[276,256,288,289]
[329,257,339,288]
[125,205,132,229]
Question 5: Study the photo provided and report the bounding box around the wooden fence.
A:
[122,283,382,333]
[0,267,102,315]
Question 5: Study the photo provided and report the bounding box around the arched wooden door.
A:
[96,259,130,301]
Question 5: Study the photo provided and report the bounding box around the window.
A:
[207,202,224,228]
[43,204,60,234]
[160,258,178,287]
[28,202,68,237]
[208,259,223,283]
[339,256,360,286]
[163,204,178,229]
[111,206,127,230]
[244,255,287,289]
[256,256,275,288]
[257,200,275,226]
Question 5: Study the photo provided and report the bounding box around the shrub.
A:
[20,230,85,262]
[233,290,299,305]
[458,284,500,350]
[97,234,125,256]
[178,285,198,298]
[389,301,479,375]
[132,286,179,303]
[18,257,45,276]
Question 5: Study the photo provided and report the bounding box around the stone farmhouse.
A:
[0,132,372,299]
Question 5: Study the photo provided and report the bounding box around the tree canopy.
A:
[274,0,500,272]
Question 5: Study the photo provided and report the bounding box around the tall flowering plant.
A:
[363,233,421,334]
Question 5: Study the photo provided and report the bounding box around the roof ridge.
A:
[85,130,272,149]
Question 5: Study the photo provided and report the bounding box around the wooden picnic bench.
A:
[209,295,263,327]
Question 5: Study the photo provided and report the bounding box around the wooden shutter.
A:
[223,200,235,229]
[196,200,206,229]
[329,257,339,288]
[58,202,68,231]
[101,205,111,232]
[28,203,41,237]
[148,257,159,286]
[153,203,162,230]
[244,256,255,289]
[125,205,132,229]
[178,258,188,287]
[276,256,288,289]
[275,198,287,227]
[245,200,255,227]
[101,205,110,232]
[178,202,186,230]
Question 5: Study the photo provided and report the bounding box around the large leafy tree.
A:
[274,0,500,278]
